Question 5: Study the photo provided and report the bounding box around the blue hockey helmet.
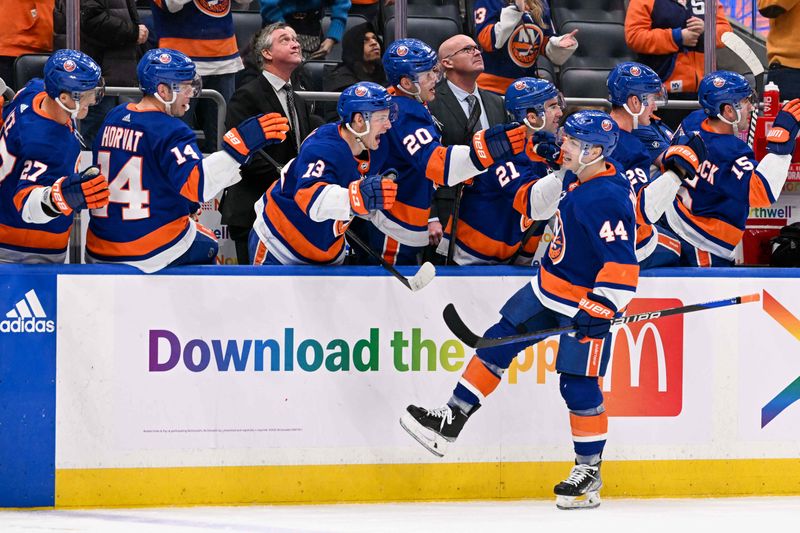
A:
[44,49,103,100]
[337,82,397,123]
[698,70,754,118]
[607,62,666,107]
[383,39,438,87]
[505,77,563,129]
[561,110,619,158]
[137,48,200,96]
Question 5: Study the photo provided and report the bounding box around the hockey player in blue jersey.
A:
[665,71,800,266]
[250,82,398,265]
[436,76,564,265]
[86,48,289,272]
[353,39,528,266]
[606,62,703,269]
[0,50,110,263]
[401,110,638,510]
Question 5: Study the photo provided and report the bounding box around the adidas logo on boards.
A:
[0,289,55,333]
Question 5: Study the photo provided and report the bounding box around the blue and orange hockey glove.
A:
[661,132,706,182]
[572,292,617,342]
[530,130,563,167]
[223,112,290,165]
[766,99,800,156]
[349,170,398,215]
[50,166,109,215]
[470,123,527,169]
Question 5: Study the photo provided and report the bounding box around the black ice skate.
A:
[554,462,603,510]
[399,404,479,457]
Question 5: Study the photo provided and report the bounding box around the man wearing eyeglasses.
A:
[427,34,507,263]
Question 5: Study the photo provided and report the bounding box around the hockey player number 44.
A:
[599,220,629,242]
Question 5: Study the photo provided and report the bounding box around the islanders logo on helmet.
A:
[44,49,103,100]
[713,77,726,88]
[354,86,369,97]
[383,39,438,86]
[514,80,528,91]
[194,0,230,17]
[630,65,641,76]
[337,82,396,123]
[159,53,172,64]
[396,45,409,57]
[601,119,613,131]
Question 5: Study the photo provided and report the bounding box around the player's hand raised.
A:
[470,123,527,169]
[530,130,563,167]
[223,113,290,165]
[766,99,800,156]
[662,132,706,182]
[50,166,109,216]
[349,171,398,215]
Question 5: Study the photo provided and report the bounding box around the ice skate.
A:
[554,463,602,510]
[399,404,479,457]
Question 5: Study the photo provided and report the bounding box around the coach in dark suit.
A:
[427,34,506,262]
[222,22,314,265]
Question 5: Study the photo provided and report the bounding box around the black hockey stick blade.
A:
[444,293,761,349]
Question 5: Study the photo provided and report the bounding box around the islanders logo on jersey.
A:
[193,0,230,18]
[507,24,544,68]
[548,210,565,264]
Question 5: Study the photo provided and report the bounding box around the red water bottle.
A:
[763,81,780,118]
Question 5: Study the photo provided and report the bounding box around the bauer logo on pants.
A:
[601,298,683,417]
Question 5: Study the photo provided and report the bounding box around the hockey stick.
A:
[444,293,761,349]
[720,32,765,147]
[345,228,436,291]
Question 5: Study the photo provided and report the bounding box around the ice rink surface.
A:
[2,497,799,533]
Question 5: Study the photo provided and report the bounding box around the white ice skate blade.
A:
[408,262,436,291]
[556,492,601,510]
[399,412,449,458]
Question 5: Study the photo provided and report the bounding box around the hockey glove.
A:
[349,170,398,215]
[572,292,617,342]
[661,132,706,182]
[50,166,109,216]
[223,112,290,165]
[766,99,800,156]
[530,130,563,167]
[470,123,527,169]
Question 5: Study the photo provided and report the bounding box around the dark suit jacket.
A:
[426,79,507,222]
[220,73,313,230]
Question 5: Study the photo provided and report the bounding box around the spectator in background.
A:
[259,0,352,60]
[625,0,731,127]
[473,0,577,94]
[0,0,54,90]
[323,21,386,93]
[427,34,506,263]
[221,23,314,264]
[151,0,249,152]
[53,0,148,145]
[759,0,800,100]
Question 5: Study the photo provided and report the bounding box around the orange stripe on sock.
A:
[569,411,608,438]
[382,237,399,265]
[462,355,501,398]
